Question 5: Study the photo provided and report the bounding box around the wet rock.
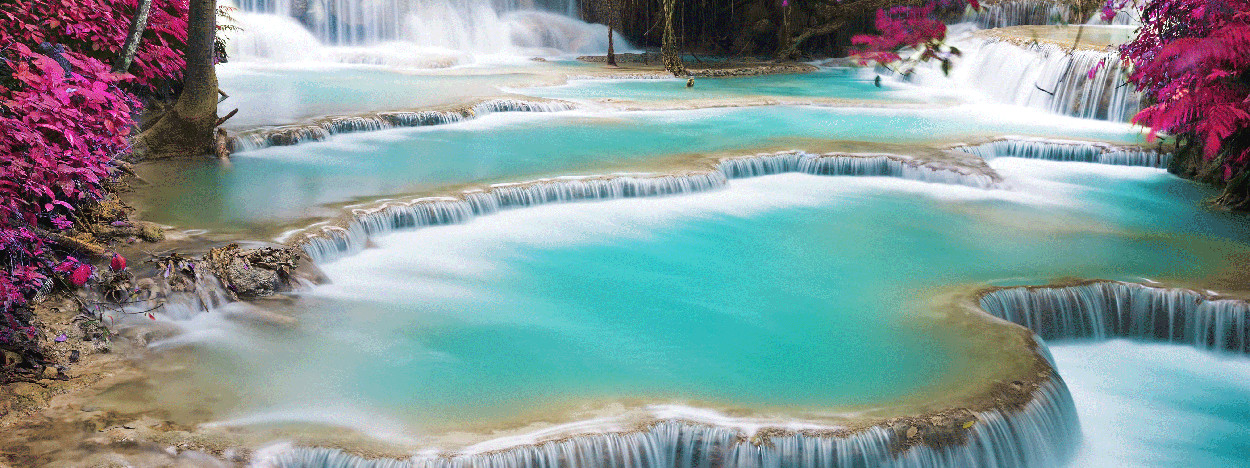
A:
[136,222,165,242]
[205,244,304,300]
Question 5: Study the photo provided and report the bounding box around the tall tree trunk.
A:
[132,0,219,159]
[660,0,687,76]
[113,0,154,73]
[607,25,617,66]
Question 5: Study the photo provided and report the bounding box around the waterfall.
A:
[953,138,1171,168]
[297,151,1002,263]
[979,281,1250,353]
[255,376,1079,467]
[227,0,626,59]
[471,99,576,115]
[962,1,1076,28]
[957,41,1143,122]
[718,152,1000,188]
[230,99,570,152]
[298,173,730,262]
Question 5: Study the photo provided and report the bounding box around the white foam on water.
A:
[208,404,418,445]
[224,0,630,67]
[311,171,1096,300]
[1052,341,1250,467]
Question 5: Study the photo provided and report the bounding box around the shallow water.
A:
[216,62,591,129]
[149,159,1250,448]
[138,105,1150,233]
[508,68,920,103]
[1053,341,1250,467]
[133,22,1250,464]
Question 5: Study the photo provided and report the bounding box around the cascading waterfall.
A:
[717,152,1000,188]
[297,151,1001,263]
[471,99,575,115]
[979,281,1250,353]
[962,1,1076,28]
[957,41,1142,122]
[230,99,571,152]
[953,138,1171,168]
[255,374,1079,467]
[227,0,625,60]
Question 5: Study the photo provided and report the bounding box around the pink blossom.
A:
[69,264,92,286]
[110,253,127,272]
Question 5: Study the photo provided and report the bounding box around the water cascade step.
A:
[953,138,1171,168]
[297,151,1002,263]
[229,0,619,55]
[959,41,1142,122]
[230,99,575,152]
[962,1,1079,28]
[979,281,1250,353]
[258,376,1079,468]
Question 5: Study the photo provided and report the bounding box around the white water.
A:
[953,41,1142,122]
[980,282,1250,353]
[297,151,1003,262]
[1054,341,1250,467]
[257,377,1078,468]
[224,0,628,65]
[963,1,1076,28]
[956,138,1170,168]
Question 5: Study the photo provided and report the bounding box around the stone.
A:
[205,244,303,299]
[136,222,165,242]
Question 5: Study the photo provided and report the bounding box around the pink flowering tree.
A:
[1111,0,1250,206]
[856,0,1250,207]
[850,0,979,75]
[0,0,186,363]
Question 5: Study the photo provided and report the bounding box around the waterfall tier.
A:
[953,138,1171,168]
[297,151,1001,263]
[230,99,574,152]
[257,375,1078,467]
[718,152,1000,188]
[963,1,1077,28]
[959,41,1142,122]
[979,281,1250,353]
[228,0,622,59]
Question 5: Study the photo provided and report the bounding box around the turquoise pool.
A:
[139,105,1149,233]
[153,159,1250,446]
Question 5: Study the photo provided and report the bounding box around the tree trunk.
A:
[132,0,219,159]
[607,25,617,66]
[661,0,687,76]
[113,0,154,74]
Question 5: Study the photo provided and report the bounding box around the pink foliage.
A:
[2,0,188,90]
[1117,0,1250,175]
[850,1,978,73]
[0,0,188,344]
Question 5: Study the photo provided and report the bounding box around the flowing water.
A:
[1054,341,1250,467]
[139,105,1146,232]
[506,67,930,103]
[145,160,1248,463]
[109,4,1250,466]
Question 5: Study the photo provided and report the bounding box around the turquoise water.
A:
[217,63,580,129]
[140,105,1148,232]
[170,159,1250,442]
[509,68,918,103]
[217,65,910,130]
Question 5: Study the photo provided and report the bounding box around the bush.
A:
[0,0,186,353]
